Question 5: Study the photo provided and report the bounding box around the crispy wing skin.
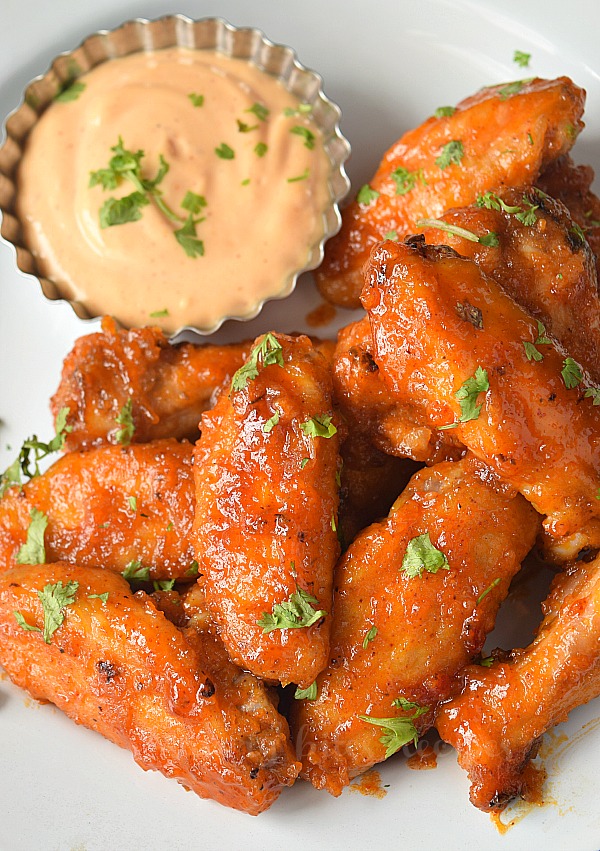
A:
[292,455,539,795]
[436,554,600,811]
[0,440,195,579]
[362,238,600,554]
[333,317,464,463]
[0,563,300,814]
[316,77,585,308]
[51,317,251,451]
[537,154,600,275]
[193,334,340,688]
[419,186,600,382]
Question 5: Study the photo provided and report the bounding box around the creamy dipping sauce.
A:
[17,48,332,332]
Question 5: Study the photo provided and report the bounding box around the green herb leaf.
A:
[99,192,149,228]
[16,507,48,565]
[88,592,109,604]
[401,532,449,579]
[258,587,327,633]
[390,166,425,196]
[246,102,269,122]
[215,143,235,160]
[357,184,380,205]
[562,357,583,389]
[513,50,531,68]
[300,415,337,439]
[435,139,464,170]
[188,93,204,107]
[174,215,205,258]
[127,496,137,512]
[149,308,169,318]
[571,223,587,244]
[523,341,543,362]
[54,81,86,103]
[476,577,502,605]
[181,191,207,215]
[363,626,378,649]
[384,230,398,241]
[185,560,199,578]
[440,366,489,429]
[37,580,79,644]
[434,106,456,118]
[1,408,72,497]
[284,103,312,117]
[153,579,175,592]
[290,125,315,149]
[301,458,310,470]
[585,387,600,405]
[263,410,280,434]
[230,334,284,393]
[535,320,552,345]
[416,218,497,247]
[287,168,310,183]
[13,611,42,635]
[497,78,534,100]
[480,655,494,668]
[115,398,135,446]
[359,701,429,759]
[254,142,268,157]
[122,560,150,582]
[295,681,318,700]
[237,119,259,133]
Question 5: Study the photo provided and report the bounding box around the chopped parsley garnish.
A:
[390,166,425,196]
[384,230,398,241]
[127,496,137,513]
[300,415,337,439]
[480,655,494,668]
[301,458,310,469]
[257,587,327,633]
[570,223,587,244]
[230,334,284,393]
[287,168,310,183]
[562,357,583,389]
[357,184,380,205]
[476,578,502,605]
[363,626,378,649]
[215,142,235,160]
[122,560,150,582]
[401,532,449,579]
[181,192,207,215]
[254,142,268,157]
[188,93,204,107]
[434,106,456,118]
[115,398,135,446]
[585,387,600,405]
[523,342,543,362]
[416,218,498,247]
[359,700,429,758]
[153,579,175,592]
[295,681,318,700]
[535,320,551,345]
[290,126,315,149]
[476,191,538,226]
[185,560,200,578]
[513,50,531,68]
[497,78,534,100]
[15,580,78,644]
[88,593,109,604]
[0,407,71,498]
[284,104,313,117]
[435,139,464,170]
[263,410,280,433]
[237,119,259,133]
[246,102,269,122]
[90,138,206,256]
[523,319,551,363]
[440,367,489,430]
[54,81,86,103]
[174,215,205,258]
[149,308,169,318]
[16,507,48,565]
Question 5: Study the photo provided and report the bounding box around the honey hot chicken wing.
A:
[362,238,600,559]
[316,76,585,308]
[0,439,196,579]
[437,552,600,811]
[0,562,299,814]
[193,333,340,688]
[292,455,539,795]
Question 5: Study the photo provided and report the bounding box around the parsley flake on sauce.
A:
[476,578,502,605]
[417,218,498,247]
[16,507,48,565]
[115,398,135,446]
[300,415,337,439]
[215,143,235,160]
[401,532,449,579]
[439,367,489,430]
[230,334,284,393]
[295,681,318,700]
[434,105,456,118]
[357,184,380,205]
[258,587,327,633]
[290,126,316,149]
[363,626,378,649]
[15,580,79,645]
[54,81,86,103]
[359,700,429,758]
[0,407,71,498]
[188,93,204,107]
[122,560,150,582]
[263,410,280,433]
[562,357,583,389]
[246,102,269,122]
[435,139,464,170]
[390,166,425,196]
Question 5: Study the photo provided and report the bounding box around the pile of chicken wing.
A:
[2,75,600,817]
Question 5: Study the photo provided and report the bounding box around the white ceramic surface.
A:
[1,2,600,850]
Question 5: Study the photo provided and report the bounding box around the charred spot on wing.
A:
[97,659,118,682]
[199,678,215,698]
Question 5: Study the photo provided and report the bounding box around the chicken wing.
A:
[0,562,300,814]
[436,553,600,811]
[362,238,600,558]
[292,455,539,795]
[418,186,600,382]
[0,439,196,579]
[51,317,251,451]
[537,154,600,276]
[315,76,585,308]
[193,333,340,688]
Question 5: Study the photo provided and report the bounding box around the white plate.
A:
[2,1,600,849]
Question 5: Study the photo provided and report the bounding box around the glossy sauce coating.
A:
[436,554,600,811]
[193,333,340,687]
[362,238,600,549]
[18,48,330,332]
[0,439,195,579]
[0,563,300,814]
[419,186,600,382]
[51,317,251,452]
[292,456,539,795]
[316,77,585,308]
